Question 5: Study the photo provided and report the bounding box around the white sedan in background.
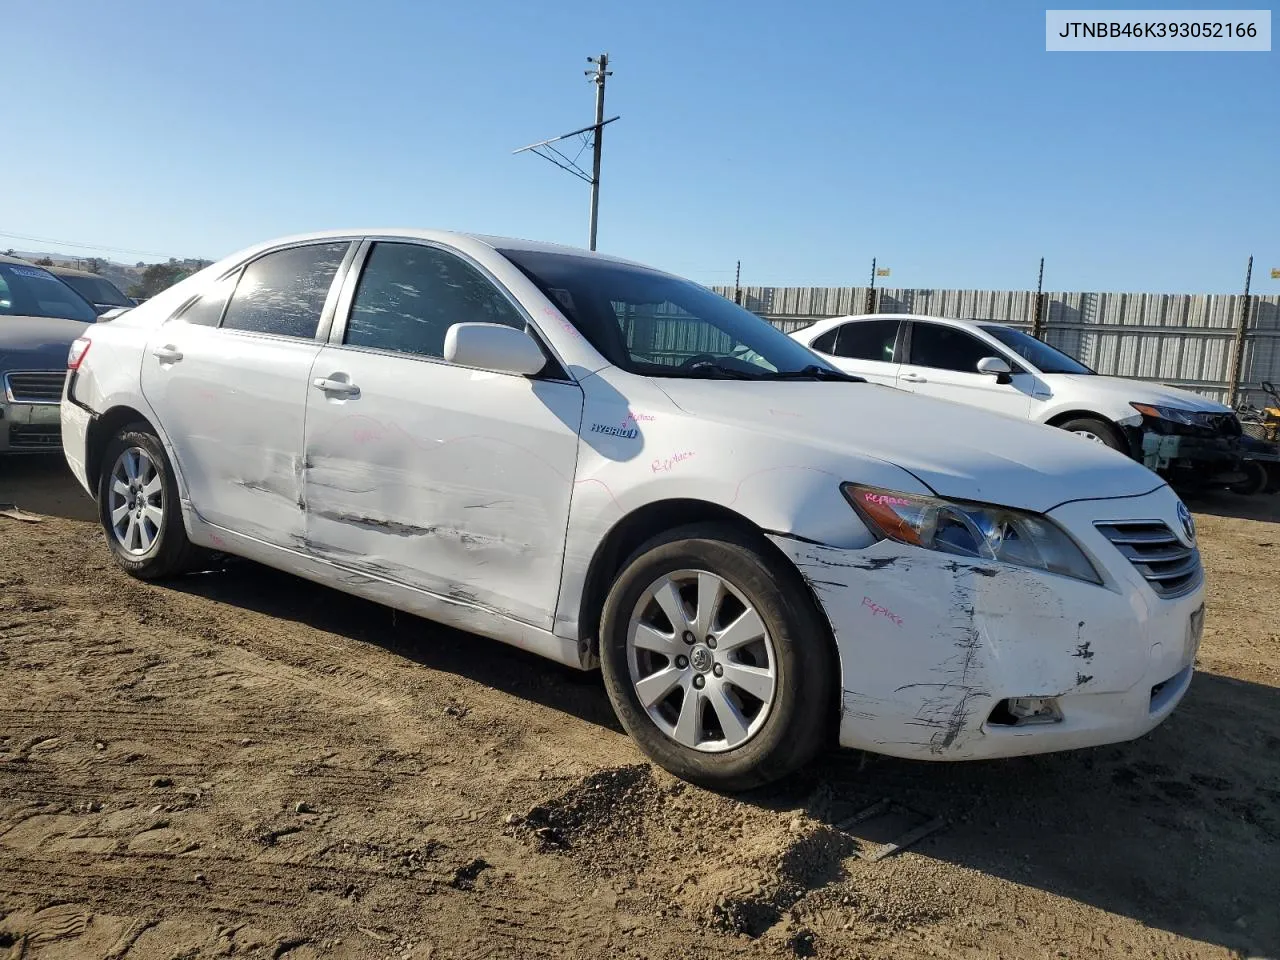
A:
[61,231,1204,789]
[792,313,1243,488]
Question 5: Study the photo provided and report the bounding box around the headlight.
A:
[1131,403,1201,427]
[842,484,1102,584]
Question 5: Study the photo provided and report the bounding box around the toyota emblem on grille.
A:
[1176,501,1196,546]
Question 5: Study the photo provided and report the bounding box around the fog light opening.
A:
[988,697,1063,727]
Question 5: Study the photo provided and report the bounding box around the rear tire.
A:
[1230,461,1269,496]
[598,523,836,791]
[97,423,204,579]
[1058,416,1126,453]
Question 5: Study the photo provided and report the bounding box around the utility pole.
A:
[514,55,618,252]
[1032,256,1046,338]
[1226,255,1254,407]
[865,257,877,314]
[734,260,741,305]
[586,53,611,251]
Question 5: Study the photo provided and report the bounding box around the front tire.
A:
[97,423,202,579]
[1058,416,1126,452]
[599,523,836,791]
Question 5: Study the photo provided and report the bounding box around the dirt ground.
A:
[1,454,1278,960]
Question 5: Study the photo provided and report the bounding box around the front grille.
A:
[1095,521,1202,598]
[4,371,65,404]
[8,424,61,449]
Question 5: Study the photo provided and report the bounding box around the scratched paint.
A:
[64,229,1205,771]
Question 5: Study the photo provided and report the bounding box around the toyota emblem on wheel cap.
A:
[1176,501,1196,545]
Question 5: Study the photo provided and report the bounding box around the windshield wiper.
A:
[679,360,764,380]
[757,364,865,383]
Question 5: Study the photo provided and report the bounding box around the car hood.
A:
[653,378,1164,513]
[0,315,91,375]
[1044,374,1232,413]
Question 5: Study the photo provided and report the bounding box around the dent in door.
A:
[302,373,584,628]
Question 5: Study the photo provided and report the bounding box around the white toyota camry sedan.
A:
[60,230,1206,789]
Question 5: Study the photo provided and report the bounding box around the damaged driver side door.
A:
[300,239,584,630]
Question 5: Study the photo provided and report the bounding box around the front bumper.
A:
[770,485,1204,761]
[0,398,63,453]
[1119,415,1243,483]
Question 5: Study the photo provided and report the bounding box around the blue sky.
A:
[3,0,1276,293]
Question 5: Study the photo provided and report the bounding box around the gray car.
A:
[1,255,99,452]
[47,265,135,315]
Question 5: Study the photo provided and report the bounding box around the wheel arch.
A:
[85,405,191,504]
[1043,408,1117,430]
[575,497,836,662]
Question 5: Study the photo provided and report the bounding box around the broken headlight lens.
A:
[842,484,1102,585]
[1130,403,1202,427]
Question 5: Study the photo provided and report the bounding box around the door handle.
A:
[152,345,183,363]
[312,376,360,398]
[900,372,927,383]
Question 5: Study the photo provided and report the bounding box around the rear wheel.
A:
[1058,416,1126,453]
[97,423,203,579]
[598,523,836,790]
[1230,461,1269,496]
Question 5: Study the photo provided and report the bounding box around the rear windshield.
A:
[58,273,132,307]
[0,263,98,322]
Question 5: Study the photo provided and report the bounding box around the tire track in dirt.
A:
[3,491,1279,959]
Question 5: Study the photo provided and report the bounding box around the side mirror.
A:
[977,356,1013,383]
[445,322,547,376]
[97,307,130,322]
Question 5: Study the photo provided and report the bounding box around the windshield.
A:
[980,324,1094,375]
[58,273,132,307]
[0,263,98,322]
[497,248,839,379]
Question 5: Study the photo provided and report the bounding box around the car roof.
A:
[0,253,37,266]
[796,313,1015,338]
[231,227,651,269]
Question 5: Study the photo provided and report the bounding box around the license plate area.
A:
[1185,604,1205,665]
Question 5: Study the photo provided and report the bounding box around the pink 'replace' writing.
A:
[621,411,657,429]
[862,492,913,507]
[353,428,382,445]
[861,596,904,626]
[651,451,695,473]
[544,306,580,339]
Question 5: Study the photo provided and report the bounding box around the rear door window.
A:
[220,242,350,339]
[834,319,900,362]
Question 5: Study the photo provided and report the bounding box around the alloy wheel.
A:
[626,569,778,753]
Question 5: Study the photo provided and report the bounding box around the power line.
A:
[0,230,178,259]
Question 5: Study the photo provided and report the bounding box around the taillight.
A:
[68,337,92,371]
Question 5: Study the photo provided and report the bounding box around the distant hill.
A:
[3,250,213,299]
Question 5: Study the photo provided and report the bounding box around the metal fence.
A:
[710,285,1280,409]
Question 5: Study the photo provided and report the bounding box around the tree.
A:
[3,248,13,256]
[35,257,54,266]
[135,262,188,297]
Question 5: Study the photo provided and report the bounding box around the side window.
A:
[909,323,995,373]
[176,270,240,327]
[221,242,349,339]
[834,319,900,362]
[344,242,525,359]
[810,328,838,353]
